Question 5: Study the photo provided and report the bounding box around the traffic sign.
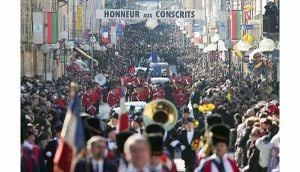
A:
[241,24,253,30]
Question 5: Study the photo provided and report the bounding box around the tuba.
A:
[198,123,213,158]
[94,73,106,86]
[143,99,178,131]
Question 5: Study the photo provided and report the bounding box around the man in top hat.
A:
[174,108,191,133]
[74,136,117,172]
[197,124,239,172]
[114,131,135,171]
[107,112,119,128]
[152,83,166,100]
[146,124,176,172]
[44,123,62,172]
[124,134,152,172]
[172,117,201,172]
[131,116,144,135]
[82,116,103,142]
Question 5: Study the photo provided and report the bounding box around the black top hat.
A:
[206,113,223,128]
[183,108,190,114]
[111,112,119,119]
[210,124,230,146]
[129,105,135,111]
[82,117,102,141]
[104,126,116,138]
[116,131,134,154]
[145,124,164,156]
[186,117,194,123]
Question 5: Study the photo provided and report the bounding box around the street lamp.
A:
[41,44,51,81]
[51,43,60,80]
[60,31,68,76]
[236,40,251,79]
[259,38,275,89]
[225,40,234,79]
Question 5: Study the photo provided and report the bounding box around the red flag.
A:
[116,88,129,133]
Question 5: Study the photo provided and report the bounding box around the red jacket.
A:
[133,76,145,87]
[172,88,189,108]
[202,156,239,172]
[152,88,166,100]
[138,86,149,101]
[180,76,192,85]
[107,88,122,107]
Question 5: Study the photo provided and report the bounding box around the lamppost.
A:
[259,38,275,90]
[93,41,101,72]
[225,40,234,79]
[51,43,60,80]
[60,31,68,76]
[236,40,251,79]
[41,44,51,81]
[89,35,97,76]
[65,41,74,77]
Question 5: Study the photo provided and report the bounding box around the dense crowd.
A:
[21,20,279,172]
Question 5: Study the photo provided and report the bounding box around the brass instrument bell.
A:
[143,99,178,131]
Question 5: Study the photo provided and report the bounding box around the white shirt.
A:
[150,163,162,172]
[255,137,274,167]
[92,159,104,172]
[187,129,194,144]
[125,164,151,172]
[163,131,168,142]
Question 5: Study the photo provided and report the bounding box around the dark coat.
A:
[44,139,59,172]
[74,157,117,172]
[177,129,201,172]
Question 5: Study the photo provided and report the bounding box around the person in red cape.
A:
[137,84,150,102]
[196,124,239,172]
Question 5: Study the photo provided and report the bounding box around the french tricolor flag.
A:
[102,26,109,44]
[116,87,129,133]
[53,86,85,172]
[194,24,201,45]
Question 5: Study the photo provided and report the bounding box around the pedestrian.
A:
[74,136,117,172]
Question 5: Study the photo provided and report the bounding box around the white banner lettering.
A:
[96,9,202,20]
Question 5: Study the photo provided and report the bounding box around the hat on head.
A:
[82,117,102,141]
[105,126,116,137]
[129,105,135,111]
[145,124,164,156]
[186,117,194,123]
[206,113,223,128]
[183,108,190,114]
[111,112,119,119]
[210,124,230,146]
[116,131,134,154]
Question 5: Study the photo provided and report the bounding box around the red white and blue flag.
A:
[53,91,85,172]
[194,24,201,45]
[102,26,109,43]
[116,87,129,133]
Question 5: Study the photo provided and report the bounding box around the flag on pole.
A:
[117,22,123,37]
[231,10,242,40]
[53,83,85,172]
[102,26,109,43]
[47,12,58,44]
[194,24,200,45]
[120,20,126,29]
[116,88,129,133]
